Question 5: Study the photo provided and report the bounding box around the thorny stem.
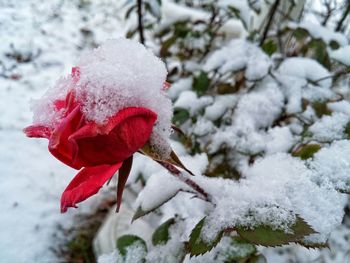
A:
[259,0,280,46]
[158,161,211,202]
[137,0,145,44]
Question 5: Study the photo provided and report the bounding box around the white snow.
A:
[167,77,193,100]
[278,57,331,89]
[174,91,213,115]
[308,112,350,142]
[232,83,284,131]
[204,95,236,121]
[135,169,189,212]
[289,21,348,46]
[203,39,271,81]
[309,140,350,193]
[276,57,334,113]
[329,45,350,65]
[161,0,209,23]
[98,241,147,263]
[199,153,346,244]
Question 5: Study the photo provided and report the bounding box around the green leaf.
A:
[217,83,238,94]
[227,6,247,29]
[174,20,190,38]
[152,218,176,246]
[262,39,277,56]
[293,28,309,41]
[292,144,321,160]
[329,40,340,50]
[307,39,331,69]
[312,101,332,118]
[345,122,350,138]
[296,240,329,249]
[173,108,190,125]
[212,236,257,262]
[116,235,147,257]
[236,216,316,247]
[160,35,177,57]
[124,4,137,19]
[188,218,224,256]
[193,71,210,95]
[132,190,180,222]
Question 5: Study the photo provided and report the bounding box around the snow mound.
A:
[203,39,271,81]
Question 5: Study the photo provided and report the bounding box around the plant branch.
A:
[137,0,145,44]
[260,0,280,46]
[335,2,350,32]
[158,161,211,202]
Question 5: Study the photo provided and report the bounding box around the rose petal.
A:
[24,125,53,139]
[49,105,85,169]
[60,163,122,213]
[69,107,157,166]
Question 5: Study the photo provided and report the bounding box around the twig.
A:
[260,0,280,46]
[335,2,350,32]
[137,0,145,44]
[312,68,350,84]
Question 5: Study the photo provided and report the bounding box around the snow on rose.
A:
[24,38,187,213]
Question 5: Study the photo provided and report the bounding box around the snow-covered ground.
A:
[0,1,123,261]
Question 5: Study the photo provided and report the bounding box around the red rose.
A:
[24,68,157,213]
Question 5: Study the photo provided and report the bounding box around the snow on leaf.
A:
[152,218,176,246]
[292,144,321,160]
[236,215,317,247]
[188,218,224,257]
[116,235,147,257]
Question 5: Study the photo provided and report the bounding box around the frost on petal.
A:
[75,38,173,157]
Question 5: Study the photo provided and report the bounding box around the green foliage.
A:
[173,108,190,125]
[227,6,247,29]
[132,189,180,221]
[293,28,309,40]
[307,39,331,69]
[312,101,332,118]
[117,235,147,257]
[214,236,258,262]
[160,36,177,57]
[188,218,224,256]
[345,122,350,138]
[152,218,176,245]
[193,71,210,95]
[292,144,321,160]
[262,39,277,56]
[329,40,340,50]
[236,216,316,247]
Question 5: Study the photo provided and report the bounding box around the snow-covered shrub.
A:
[103,0,350,261]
